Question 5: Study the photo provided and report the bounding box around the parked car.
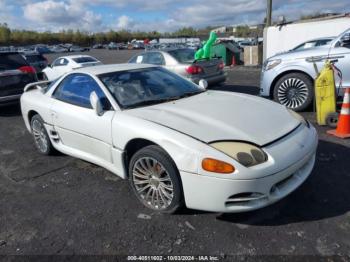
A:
[50,45,68,53]
[128,48,226,85]
[69,45,85,52]
[92,44,103,49]
[292,37,335,51]
[34,45,52,54]
[0,52,37,105]
[237,40,253,51]
[42,55,102,81]
[108,42,119,50]
[21,64,317,213]
[22,52,48,80]
[260,28,350,111]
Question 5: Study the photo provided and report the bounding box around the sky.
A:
[0,0,349,32]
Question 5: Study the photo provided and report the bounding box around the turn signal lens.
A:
[202,158,235,174]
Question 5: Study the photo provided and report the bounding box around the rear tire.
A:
[273,73,313,112]
[30,114,55,155]
[128,145,183,213]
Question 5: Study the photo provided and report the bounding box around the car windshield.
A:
[98,67,204,109]
[168,49,195,63]
[73,57,97,63]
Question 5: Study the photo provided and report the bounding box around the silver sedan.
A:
[128,48,226,86]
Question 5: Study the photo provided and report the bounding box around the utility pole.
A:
[266,0,272,27]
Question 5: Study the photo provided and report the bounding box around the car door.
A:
[50,73,115,163]
[328,32,350,88]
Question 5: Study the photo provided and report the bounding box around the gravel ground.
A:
[0,50,349,260]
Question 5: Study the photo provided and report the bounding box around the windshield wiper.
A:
[178,90,205,98]
[125,98,175,109]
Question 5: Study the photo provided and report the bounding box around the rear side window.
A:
[72,57,98,63]
[146,52,165,65]
[52,58,69,67]
[53,73,109,109]
[168,49,195,63]
[0,53,28,71]
[129,53,148,64]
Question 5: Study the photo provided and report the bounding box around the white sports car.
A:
[21,64,318,213]
[42,55,102,81]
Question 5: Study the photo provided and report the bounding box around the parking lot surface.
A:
[0,50,350,258]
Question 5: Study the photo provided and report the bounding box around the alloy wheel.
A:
[32,119,48,153]
[132,157,174,210]
[277,78,309,109]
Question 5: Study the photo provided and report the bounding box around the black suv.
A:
[0,52,37,105]
[23,52,48,79]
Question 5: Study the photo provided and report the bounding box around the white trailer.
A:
[263,14,350,60]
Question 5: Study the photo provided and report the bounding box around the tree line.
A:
[0,23,213,46]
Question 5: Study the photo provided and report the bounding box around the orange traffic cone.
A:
[231,56,236,68]
[327,88,350,138]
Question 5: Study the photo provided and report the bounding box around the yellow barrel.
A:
[315,61,337,125]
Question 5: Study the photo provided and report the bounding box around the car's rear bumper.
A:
[190,72,227,86]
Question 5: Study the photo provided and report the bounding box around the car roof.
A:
[57,55,95,60]
[73,63,157,75]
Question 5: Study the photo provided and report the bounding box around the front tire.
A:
[273,73,313,111]
[31,114,55,155]
[128,145,183,213]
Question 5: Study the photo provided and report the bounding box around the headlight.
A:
[263,59,281,71]
[288,109,310,128]
[209,142,267,167]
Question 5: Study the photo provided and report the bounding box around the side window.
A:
[316,39,330,47]
[53,74,110,109]
[146,52,165,65]
[53,58,68,67]
[130,53,147,64]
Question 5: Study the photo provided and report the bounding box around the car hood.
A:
[125,91,300,146]
[270,45,330,60]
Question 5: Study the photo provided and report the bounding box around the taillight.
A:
[218,61,225,70]
[19,66,36,74]
[186,65,203,75]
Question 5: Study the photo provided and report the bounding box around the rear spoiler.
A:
[24,80,51,92]
[193,56,222,64]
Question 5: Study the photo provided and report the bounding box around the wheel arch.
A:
[28,110,39,124]
[270,70,314,98]
[123,138,181,178]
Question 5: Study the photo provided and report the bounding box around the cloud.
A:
[116,15,134,30]
[23,0,103,31]
[2,0,350,32]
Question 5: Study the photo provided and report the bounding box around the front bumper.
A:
[180,125,318,213]
[180,151,315,213]
[259,68,278,97]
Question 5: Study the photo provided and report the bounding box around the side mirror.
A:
[198,79,208,89]
[90,91,104,116]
